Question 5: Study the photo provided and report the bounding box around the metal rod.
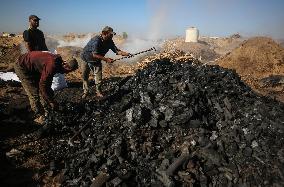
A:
[112,47,156,62]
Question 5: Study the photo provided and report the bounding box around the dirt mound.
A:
[216,37,284,102]
[56,46,82,61]
[61,33,90,42]
[162,36,244,63]
[0,37,22,71]
[163,37,219,62]
[200,35,244,57]
[217,37,284,77]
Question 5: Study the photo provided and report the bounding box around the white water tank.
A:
[185,27,199,42]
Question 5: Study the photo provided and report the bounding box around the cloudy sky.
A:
[1,0,284,39]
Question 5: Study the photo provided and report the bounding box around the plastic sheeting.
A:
[51,73,68,91]
[0,72,68,91]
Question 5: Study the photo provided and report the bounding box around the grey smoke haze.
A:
[56,33,93,48]
[146,0,185,40]
[121,0,183,57]
[47,0,184,60]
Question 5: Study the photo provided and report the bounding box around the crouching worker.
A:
[14,51,78,124]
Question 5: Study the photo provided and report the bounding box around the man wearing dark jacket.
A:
[14,51,78,124]
[81,26,131,98]
[23,15,48,52]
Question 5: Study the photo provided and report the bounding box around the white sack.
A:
[0,72,68,91]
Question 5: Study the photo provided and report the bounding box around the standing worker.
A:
[14,51,78,124]
[80,26,132,99]
[23,15,48,52]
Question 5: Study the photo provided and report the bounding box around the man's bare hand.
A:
[105,58,114,63]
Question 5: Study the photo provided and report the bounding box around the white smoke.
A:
[121,37,163,53]
[146,0,183,40]
[147,1,169,40]
[56,33,93,48]
[112,36,163,63]
[110,0,184,62]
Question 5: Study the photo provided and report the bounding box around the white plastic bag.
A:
[0,72,20,81]
[51,73,68,91]
[0,72,68,91]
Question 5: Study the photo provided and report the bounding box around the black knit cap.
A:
[102,26,116,35]
[29,15,40,20]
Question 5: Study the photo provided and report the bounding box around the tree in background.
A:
[122,32,128,39]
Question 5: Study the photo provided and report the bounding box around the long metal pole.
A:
[112,47,156,62]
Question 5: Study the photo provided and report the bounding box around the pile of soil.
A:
[200,34,244,56]
[163,37,219,62]
[56,46,82,60]
[162,35,244,63]
[0,37,22,71]
[216,37,284,102]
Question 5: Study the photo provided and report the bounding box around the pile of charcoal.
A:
[46,59,284,186]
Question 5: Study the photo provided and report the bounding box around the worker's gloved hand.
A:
[50,101,59,111]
